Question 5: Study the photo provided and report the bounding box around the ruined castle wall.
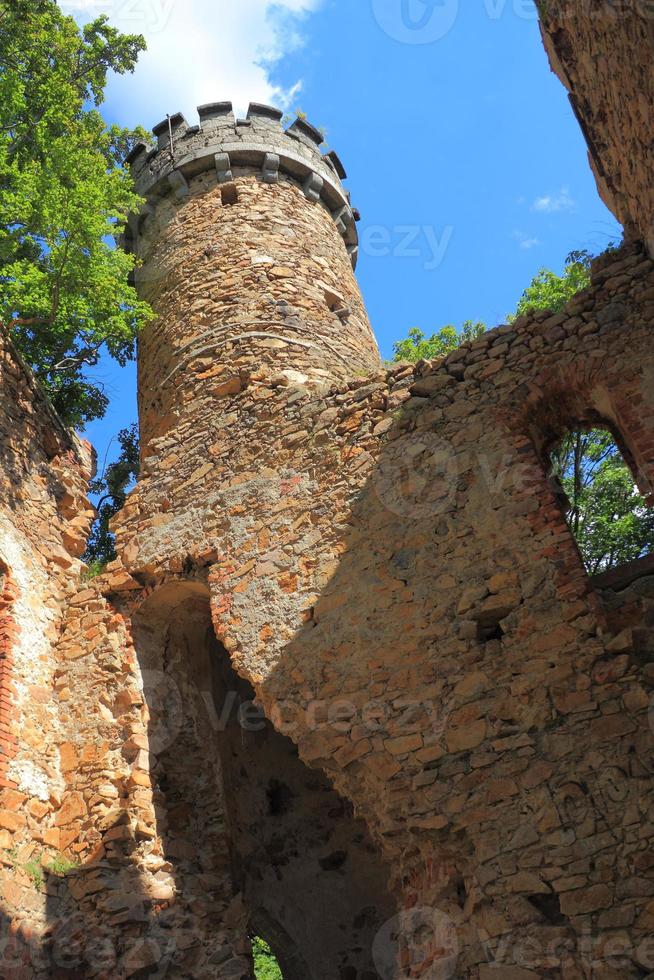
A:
[16,568,395,979]
[0,334,94,962]
[538,0,654,252]
[27,582,252,980]
[114,241,654,977]
[2,7,654,975]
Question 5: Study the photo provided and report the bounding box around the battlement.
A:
[124,101,359,266]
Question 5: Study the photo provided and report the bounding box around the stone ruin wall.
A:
[537,0,654,253]
[2,6,654,979]
[108,232,654,978]
[0,333,94,963]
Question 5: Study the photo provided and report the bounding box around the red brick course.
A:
[0,564,18,789]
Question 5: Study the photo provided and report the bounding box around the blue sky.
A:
[63,0,620,471]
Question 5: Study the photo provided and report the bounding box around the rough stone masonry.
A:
[1,2,654,978]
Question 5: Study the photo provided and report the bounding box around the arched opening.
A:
[249,912,308,980]
[548,425,654,577]
[251,935,283,979]
[132,580,395,979]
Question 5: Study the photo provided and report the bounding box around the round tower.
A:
[124,102,381,445]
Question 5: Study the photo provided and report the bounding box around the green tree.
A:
[551,429,654,575]
[391,247,652,574]
[515,248,652,573]
[84,424,139,570]
[393,320,486,362]
[252,937,283,980]
[513,249,592,317]
[0,0,153,428]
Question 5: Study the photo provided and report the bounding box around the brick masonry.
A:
[0,565,18,791]
[0,334,94,965]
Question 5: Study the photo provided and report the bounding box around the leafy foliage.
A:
[84,424,139,567]
[515,249,653,573]
[392,246,651,574]
[48,854,80,876]
[551,430,654,575]
[0,0,153,427]
[252,937,283,980]
[23,857,44,891]
[513,250,592,317]
[393,321,486,362]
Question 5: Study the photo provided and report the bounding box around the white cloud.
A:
[513,230,541,250]
[59,0,323,126]
[531,186,576,214]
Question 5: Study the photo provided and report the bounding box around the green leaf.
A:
[252,937,283,980]
[0,0,152,428]
[392,321,486,362]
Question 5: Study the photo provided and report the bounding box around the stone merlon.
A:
[123,101,359,266]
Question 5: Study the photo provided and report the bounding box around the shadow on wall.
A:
[0,581,393,980]
[244,291,654,978]
[4,248,654,979]
[0,854,166,978]
[128,581,395,980]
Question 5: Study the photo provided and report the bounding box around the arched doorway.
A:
[132,580,395,979]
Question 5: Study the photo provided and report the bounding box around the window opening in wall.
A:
[252,936,284,979]
[221,183,239,206]
[549,427,654,576]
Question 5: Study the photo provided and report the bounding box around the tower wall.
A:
[125,103,381,447]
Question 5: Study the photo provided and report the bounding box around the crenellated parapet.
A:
[124,101,360,266]
[123,99,380,444]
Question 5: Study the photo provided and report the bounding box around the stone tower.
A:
[124,102,381,446]
[3,11,654,975]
